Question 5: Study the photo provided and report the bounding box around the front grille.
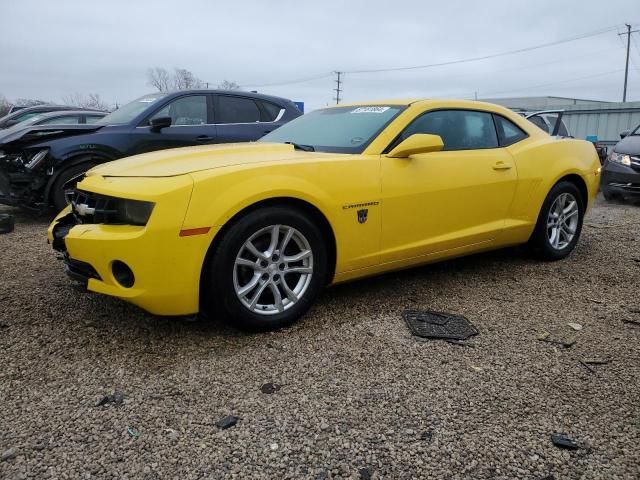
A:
[67,189,118,224]
[63,254,101,284]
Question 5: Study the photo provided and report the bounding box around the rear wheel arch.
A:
[199,197,337,310]
[556,173,588,208]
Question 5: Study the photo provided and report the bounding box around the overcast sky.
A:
[1,0,639,110]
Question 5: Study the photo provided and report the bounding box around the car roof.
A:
[161,89,295,105]
[333,98,513,109]
[35,109,106,118]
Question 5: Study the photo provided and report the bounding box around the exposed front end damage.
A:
[0,124,103,209]
[0,147,51,209]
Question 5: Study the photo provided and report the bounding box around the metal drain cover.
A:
[402,310,478,340]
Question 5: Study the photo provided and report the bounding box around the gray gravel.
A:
[1,196,639,479]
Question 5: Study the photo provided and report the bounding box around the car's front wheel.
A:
[204,206,328,330]
[529,181,585,260]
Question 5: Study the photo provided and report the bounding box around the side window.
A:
[493,115,528,146]
[527,115,549,133]
[399,109,498,150]
[150,95,207,126]
[85,115,104,124]
[216,96,261,124]
[14,112,40,122]
[257,101,283,122]
[40,115,81,125]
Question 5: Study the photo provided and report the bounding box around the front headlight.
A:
[609,151,631,166]
[70,189,155,226]
[115,199,155,226]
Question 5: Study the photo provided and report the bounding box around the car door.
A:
[380,109,518,263]
[132,94,217,154]
[213,95,276,143]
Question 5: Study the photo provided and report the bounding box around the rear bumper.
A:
[601,161,640,196]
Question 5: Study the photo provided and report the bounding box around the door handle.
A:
[196,135,215,142]
[492,161,512,170]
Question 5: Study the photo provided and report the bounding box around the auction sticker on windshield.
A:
[350,107,391,114]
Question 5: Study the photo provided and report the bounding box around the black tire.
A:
[204,206,329,331]
[51,162,96,211]
[529,181,585,261]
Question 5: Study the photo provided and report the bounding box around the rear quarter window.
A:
[493,115,528,146]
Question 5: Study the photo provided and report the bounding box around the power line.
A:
[477,69,624,98]
[333,71,343,104]
[343,25,620,74]
[231,25,624,93]
[241,73,332,89]
[619,24,640,102]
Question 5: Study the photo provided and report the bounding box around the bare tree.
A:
[218,80,240,90]
[14,98,48,107]
[62,92,109,111]
[147,66,204,91]
[147,67,172,92]
[0,94,10,117]
[173,68,203,90]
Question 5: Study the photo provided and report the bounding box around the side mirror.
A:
[387,134,444,158]
[150,116,172,132]
[5,119,19,127]
[620,129,631,139]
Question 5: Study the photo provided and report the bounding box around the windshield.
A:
[260,105,405,153]
[2,114,46,133]
[96,93,166,125]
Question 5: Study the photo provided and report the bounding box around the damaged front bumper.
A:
[0,154,50,209]
[47,174,216,316]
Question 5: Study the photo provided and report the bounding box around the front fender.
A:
[184,157,382,273]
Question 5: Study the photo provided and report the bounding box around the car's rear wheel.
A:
[529,181,584,261]
[204,206,328,330]
[51,161,96,212]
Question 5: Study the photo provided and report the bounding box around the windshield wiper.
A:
[285,141,315,152]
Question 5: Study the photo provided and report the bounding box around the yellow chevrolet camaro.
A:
[49,99,600,330]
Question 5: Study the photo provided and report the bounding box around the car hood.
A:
[0,124,104,148]
[88,142,334,177]
[614,135,640,155]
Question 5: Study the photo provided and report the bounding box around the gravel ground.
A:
[1,196,639,479]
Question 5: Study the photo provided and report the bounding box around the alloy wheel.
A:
[546,192,579,250]
[233,224,314,315]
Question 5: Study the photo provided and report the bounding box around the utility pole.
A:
[333,71,343,104]
[619,24,639,102]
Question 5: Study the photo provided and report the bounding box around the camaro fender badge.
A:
[342,201,378,224]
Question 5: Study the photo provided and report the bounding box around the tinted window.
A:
[150,95,207,126]
[258,101,282,122]
[40,115,81,125]
[528,115,549,132]
[400,109,498,150]
[494,115,528,146]
[85,115,105,124]
[99,93,166,125]
[261,105,404,154]
[14,112,40,122]
[217,96,261,123]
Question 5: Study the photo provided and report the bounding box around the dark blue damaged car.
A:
[0,90,302,211]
